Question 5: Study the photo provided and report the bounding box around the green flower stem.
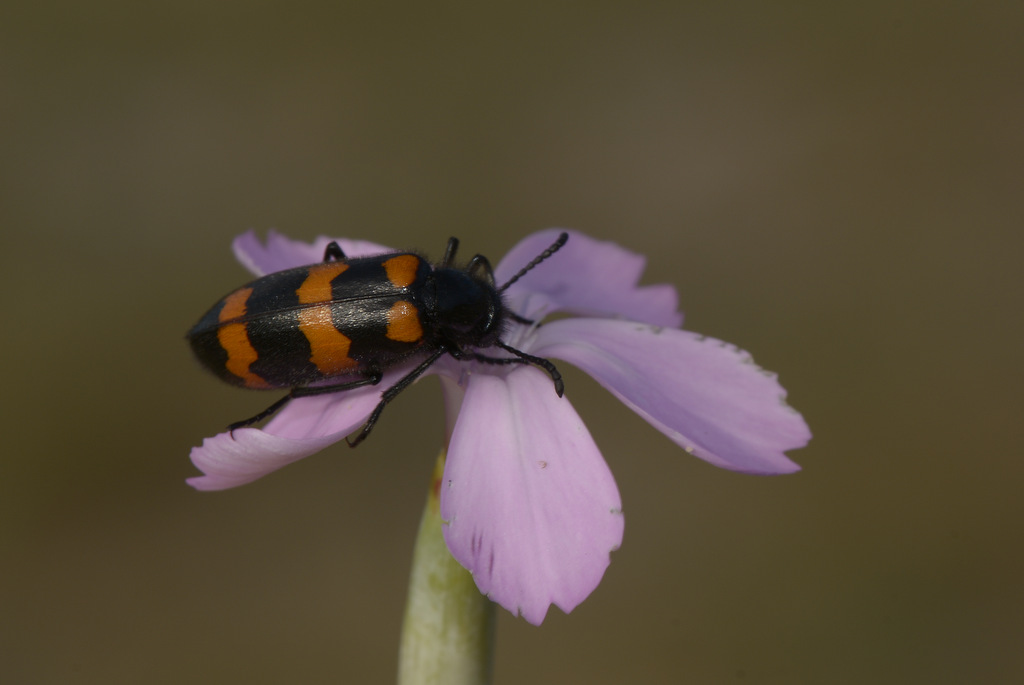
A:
[398,451,495,685]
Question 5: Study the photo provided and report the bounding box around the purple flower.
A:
[188,229,810,625]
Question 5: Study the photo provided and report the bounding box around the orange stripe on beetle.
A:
[216,288,270,388]
[386,300,423,343]
[297,262,349,305]
[383,255,420,289]
[219,287,252,323]
[296,264,358,375]
[298,304,358,376]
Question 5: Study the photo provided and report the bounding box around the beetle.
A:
[188,232,569,446]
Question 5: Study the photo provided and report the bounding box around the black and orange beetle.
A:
[188,233,569,446]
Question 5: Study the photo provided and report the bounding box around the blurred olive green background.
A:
[2,2,1021,683]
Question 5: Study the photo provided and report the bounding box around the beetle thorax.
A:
[430,269,504,348]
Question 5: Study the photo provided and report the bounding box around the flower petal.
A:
[494,229,682,328]
[440,368,624,625]
[232,230,392,277]
[187,427,342,491]
[188,361,440,489]
[261,383,384,440]
[532,319,810,474]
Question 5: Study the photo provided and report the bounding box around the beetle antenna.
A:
[497,232,569,294]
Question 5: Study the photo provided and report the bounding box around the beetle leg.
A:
[507,311,535,326]
[227,395,294,434]
[346,348,448,447]
[468,352,525,366]
[290,371,383,399]
[471,344,569,397]
[441,237,459,267]
[227,371,382,434]
[322,241,346,261]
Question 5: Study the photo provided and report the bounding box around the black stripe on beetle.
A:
[188,233,568,446]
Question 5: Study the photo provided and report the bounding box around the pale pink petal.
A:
[232,230,391,277]
[494,229,682,328]
[440,369,624,625]
[532,319,810,474]
[188,372,406,490]
[260,383,385,439]
[187,428,343,491]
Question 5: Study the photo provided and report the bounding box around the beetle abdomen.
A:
[188,255,432,389]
